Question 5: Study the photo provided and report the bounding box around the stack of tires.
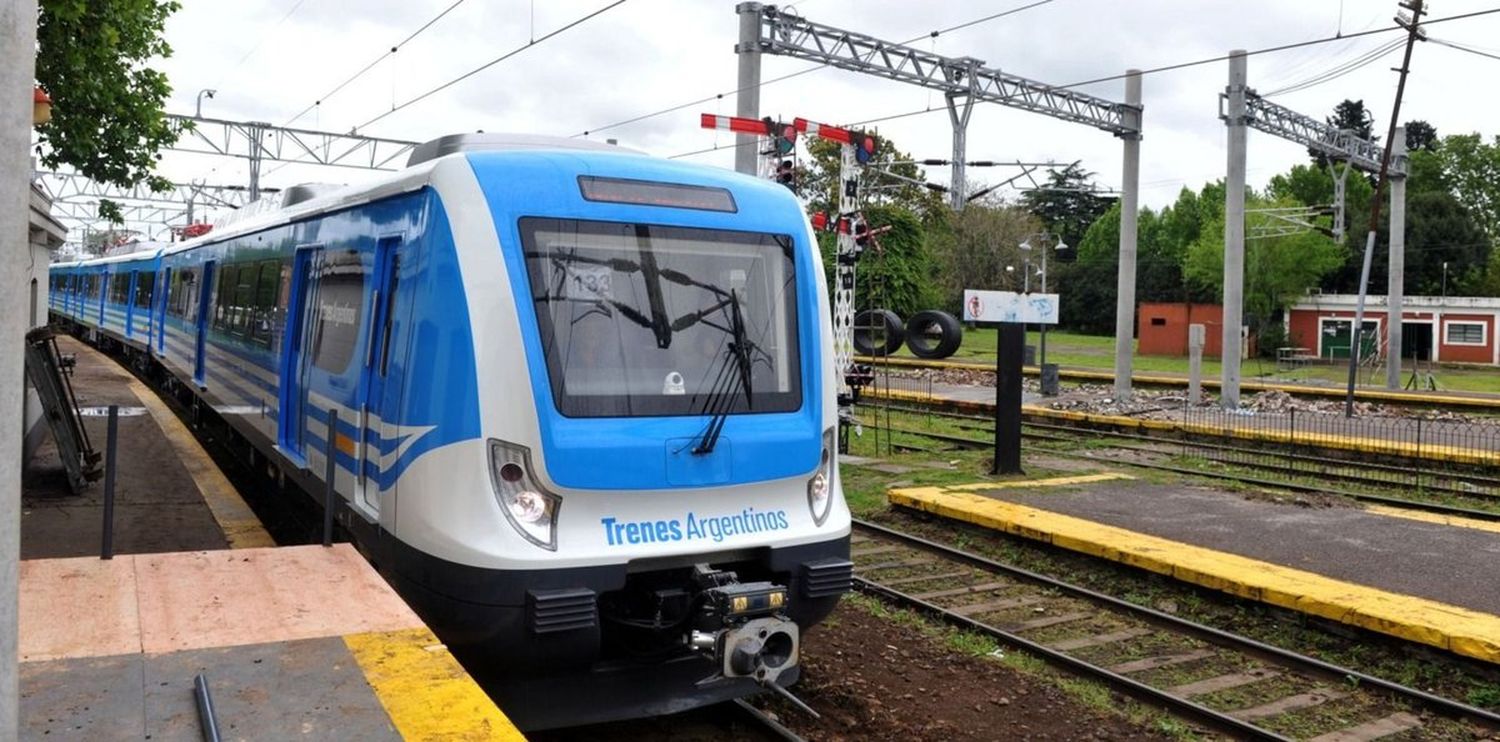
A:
[852,309,963,359]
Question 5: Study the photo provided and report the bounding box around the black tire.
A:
[905,310,963,359]
[852,309,905,356]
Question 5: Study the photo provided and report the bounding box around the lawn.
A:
[895,328,1500,394]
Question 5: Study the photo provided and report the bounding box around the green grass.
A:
[892,328,1500,394]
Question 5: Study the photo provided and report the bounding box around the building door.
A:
[1401,322,1433,361]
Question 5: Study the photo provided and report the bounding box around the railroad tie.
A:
[951,596,1043,617]
[849,545,905,559]
[857,558,933,573]
[1230,690,1347,721]
[1307,712,1422,742]
[1106,649,1216,674]
[1167,668,1279,698]
[911,581,1012,601]
[1048,628,1153,652]
[880,570,972,588]
[1003,611,1093,633]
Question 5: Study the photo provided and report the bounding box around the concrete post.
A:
[1221,51,1248,410]
[1188,324,1205,405]
[1112,69,1142,400]
[1386,126,1407,390]
[1,1,39,734]
[733,2,764,176]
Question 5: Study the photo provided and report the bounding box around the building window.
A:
[1150,317,1167,326]
[1444,321,1486,346]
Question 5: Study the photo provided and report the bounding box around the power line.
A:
[1430,36,1500,62]
[574,0,1057,139]
[283,0,469,127]
[670,6,1500,158]
[355,0,630,132]
[215,0,313,88]
[1264,38,1405,97]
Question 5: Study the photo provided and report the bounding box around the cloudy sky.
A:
[148,0,1500,223]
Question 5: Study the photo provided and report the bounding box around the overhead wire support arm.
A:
[753,7,1139,136]
[165,115,421,171]
[1228,93,1400,175]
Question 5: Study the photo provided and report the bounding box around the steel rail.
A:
[731,698,808,742]
[852,519,1500,734]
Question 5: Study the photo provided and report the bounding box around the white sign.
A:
[963,290,1059,325]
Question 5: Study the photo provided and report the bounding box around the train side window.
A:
[231,265,255,337]
[135,271,156,308]
[110,272,130,305]
[213,265,232,331]
[310,250,366,374]
[251,259,281,348]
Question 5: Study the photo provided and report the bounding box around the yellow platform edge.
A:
[887,486,1500,665]
[345,627,525,741]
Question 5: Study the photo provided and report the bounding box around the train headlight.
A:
[806,427,835,526]
[487,439,561,550]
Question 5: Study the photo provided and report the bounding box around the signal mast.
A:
[699,114,879,447]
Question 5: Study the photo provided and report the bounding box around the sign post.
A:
[964,291,1059,476]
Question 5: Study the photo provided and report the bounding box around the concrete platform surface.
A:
[22,336,273,558]
[889,476,1500,665]
[20,545,521,740]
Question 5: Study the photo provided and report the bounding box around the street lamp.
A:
[195,89,217,119]
[1020,233,1069,391]
[1442,261,1449,302]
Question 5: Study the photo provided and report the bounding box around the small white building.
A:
[1287,293,1500,366]
[24,181,66,463]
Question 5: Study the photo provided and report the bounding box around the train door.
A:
[156,269,170,354]
[125,271,138,340]
[194,261,217,387]
[355,236,404,514]
[279,247,320,461]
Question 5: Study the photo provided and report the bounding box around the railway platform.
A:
[888,474,1500,665]
[19,337,522,739]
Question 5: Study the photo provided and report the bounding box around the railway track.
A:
[851,519,1500,741]
[855,403,1500,522]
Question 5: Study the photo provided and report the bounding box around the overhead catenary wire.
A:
[573,0,1058,139]
[1429,36,1500,62]
[1263,37,1406,97]
[355,0,631,132]
[283,0,469,127]
[214,0,313,89]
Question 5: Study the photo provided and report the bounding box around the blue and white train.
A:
[49,134,853,729]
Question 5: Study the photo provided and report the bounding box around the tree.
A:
[1054,203,1123,334]
[817,204,939,320]
[34,0,188,223]
[1431,133,1500,241]
[798,133,945,222]
[1405,120,1438,152]
[928,202,1042,308]
[1185,197,1345,345]
[1019,163,1116,251]
[1309,99,1376,169]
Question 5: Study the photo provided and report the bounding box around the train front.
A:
[416,145,852,729]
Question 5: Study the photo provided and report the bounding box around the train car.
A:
[50,134,852,729]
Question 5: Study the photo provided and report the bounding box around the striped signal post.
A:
[699,113,796,180]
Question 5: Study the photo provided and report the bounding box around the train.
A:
[47,133,853,730]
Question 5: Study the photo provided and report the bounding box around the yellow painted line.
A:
[944,472,1134,492]
[888,486,1500,665]
[123,375,276,549]
[1365,505,1500,537]
[345,627,524,741]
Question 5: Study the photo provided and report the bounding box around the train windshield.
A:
[520,218,801,418]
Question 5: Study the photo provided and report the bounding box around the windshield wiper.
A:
[692,290,753,455]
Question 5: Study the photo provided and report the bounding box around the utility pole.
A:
[0,1,37,735]
[733,2,764,176]
[1222,50,1248,409]
[1386,126,1407,390]
[1346,0,1425,416]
